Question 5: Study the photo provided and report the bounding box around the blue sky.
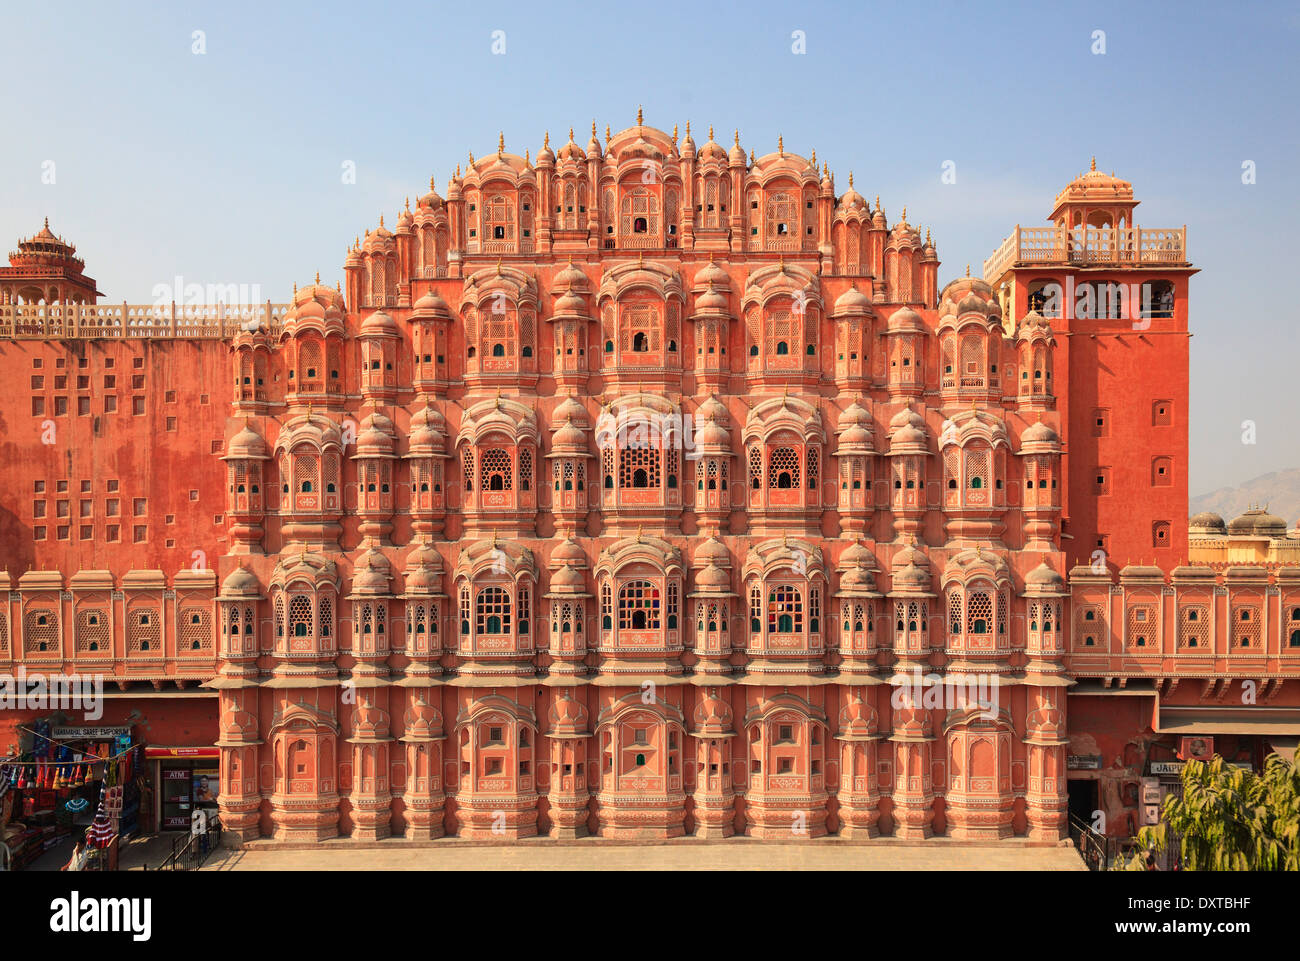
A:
[2,0,1296,496]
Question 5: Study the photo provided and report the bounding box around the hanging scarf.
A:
[87,784,115,849]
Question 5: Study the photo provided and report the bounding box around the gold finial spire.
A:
[495,257,503,274]
[405,196,410,211]
[498,131,505,154]
[848,172,854,188]
[379,214,385,228]
[315,271,320,285]
[823,162,829,177]
[569,127,574,142]
[591,120,597,138]
[1090,156,1097,172]
[293,281,297,295]
[605,124,611,142]
[875,195,881,211]
[544,131,550,149]
[925,228,931,244]
[429,175,435,191]
[733,129,739,148]
[468,150,475,164]
[966,264,971,277]
[455,163,460,178]
[708,124,714,141]
[777,134,783,155]
[685,120,691,137]
[44,216,49,229]
[901,206,907,222]
[637,104,643,126]
[672,123,678,142]
[749,148,755,165]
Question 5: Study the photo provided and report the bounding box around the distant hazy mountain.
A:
[1190,469,1300,524]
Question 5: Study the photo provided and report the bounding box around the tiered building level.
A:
[1,118,1295,844]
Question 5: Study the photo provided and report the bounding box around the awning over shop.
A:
[1156,705,1300,736]
[144,746,220,759]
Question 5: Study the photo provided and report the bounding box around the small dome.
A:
[693,688,732,734]
[1024,562,1066,592]
[558,129,585,163]
[411,290,451,318]
[226,424,269,459]
[695,395,729,424]
[552,418,586,449]
[956,292,991,317]
[698,132,727,164]
[695,563,731,590]
[728,133,747,165]
[403,542,445,594]
[840,541,875,569]
[1021,420,1060,446]
[220,566,261,597]
[1189,511,1226,535]
[834,285,872,313]
[1228,507,1287,537]
[552,395,588,427]
[838,424,871,448]
[892,562,931,593]
[694,536,732,568]
[887,305,924,333]
[550,537,588,567]
[694,258,731,289]
[694,417,730,448]
[839,693,877,739]
[553,259,589,290]
[360,309,398,335]
[351,549,392,594]
[840,566,876,591]
[693,285,729,313]
[553,289,587,316]
[549,566,586,590]
[418,178,443,208]
[550,691,588,735]
[889,405,925,431]
[840,183,868,210]
[837,401,871,431]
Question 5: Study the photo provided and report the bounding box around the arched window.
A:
[480,449,513,491]
[967,591,992,635]
[475,587,512,635]
[289,595,312,638]
[618,581,661,631]
[768,585,803,634]
[768,448,800,489]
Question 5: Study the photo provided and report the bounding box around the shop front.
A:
[0,722,143,871]
[145,746,221,833]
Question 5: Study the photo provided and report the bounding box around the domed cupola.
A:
[1188,512,1226,537]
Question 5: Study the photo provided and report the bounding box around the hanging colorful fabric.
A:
[66,797,89,813]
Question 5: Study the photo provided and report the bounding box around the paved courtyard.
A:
[202,838,1086,871]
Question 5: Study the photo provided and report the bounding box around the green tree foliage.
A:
[1135,753,1300,870]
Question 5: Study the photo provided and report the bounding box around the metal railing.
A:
[155,816,222,871]
[1068,813,1140,871]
